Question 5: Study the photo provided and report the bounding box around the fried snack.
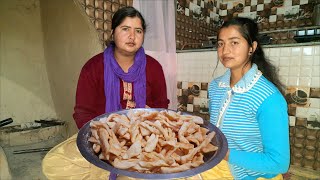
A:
[89,110,218,173]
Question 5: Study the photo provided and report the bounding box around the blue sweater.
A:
[208,64,290,180]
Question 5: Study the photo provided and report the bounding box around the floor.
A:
[4,143,320,180]
[3,136,65,180]
[284,166,320,180]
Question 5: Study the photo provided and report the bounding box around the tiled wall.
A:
[177,45,320,170]
[176,0,319,49]
[217,0,316,30]
[177,0,317,30]
[75,0,133,46]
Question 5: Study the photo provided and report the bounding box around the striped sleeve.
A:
[228,91,290,174]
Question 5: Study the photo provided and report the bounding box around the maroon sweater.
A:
[73,53,169,128]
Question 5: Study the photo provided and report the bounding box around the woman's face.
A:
[113,16,144,56]
[217,25,252,71]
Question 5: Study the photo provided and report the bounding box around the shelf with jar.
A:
[258,25,320,45]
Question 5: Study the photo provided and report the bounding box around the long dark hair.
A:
[218,17,285,94]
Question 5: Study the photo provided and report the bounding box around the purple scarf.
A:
[103,43,146,113]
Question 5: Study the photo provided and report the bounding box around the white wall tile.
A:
[277,7,285,14]
[177,45,317,99]
[220,10,227,16]
[251,0,257,5]
[264,48,270,56]
[269,48,280,57]
[311,77,320,88]
[289,67,300,76]
[182,81,188,89]
[291,47,302,56]
[177,74,182,81]
[295,107,308,118]
[314,46,320,55]
[185,8,190,16]
[303,46,313,56]
[300,67,312,77]
[269,15,277,22]
[289,116,296,126]
[280,76,288,86]
[200,90,207,98]
[300,0,308,5]
[227,2,233,9]
[314,56,320,66]
[257,4,264,11]
[296,107,320,119]
[193,97,201,105]
[312,66,320,77]
[290,56,301,67]
[270,56,280,66]
[288,77,299,86]
[284,0,292,6]
[280,47,291,56]
[309,98,320,109]
[200,98,209,107]
[279,67,289,76]
[187,104,193,112]
[279,56,290,66]
[299,77,311,87]
[301,56,314,66]
[243,6,251,13]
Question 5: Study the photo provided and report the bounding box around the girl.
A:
[204,17,290,180]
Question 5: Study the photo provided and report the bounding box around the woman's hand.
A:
[224,149,230,161]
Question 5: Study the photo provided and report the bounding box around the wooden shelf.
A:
[259,25,320,34]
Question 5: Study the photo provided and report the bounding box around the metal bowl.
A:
[77,108,228,179]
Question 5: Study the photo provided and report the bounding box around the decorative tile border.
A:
[177,81,210,120]
[285,86,320,130]
[177,80,320,170]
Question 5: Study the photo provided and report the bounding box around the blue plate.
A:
[77,108,228,179]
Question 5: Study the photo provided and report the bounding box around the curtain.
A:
[133,0,177,110]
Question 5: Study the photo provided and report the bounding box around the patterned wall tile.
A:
[309,98,320,109]
[290,116,296,126]
[285,87,310,107]
[177,0,319,49]
[296,107,320,129]
[76,0,133,46]
[310,88,320,98]
[177,80,209,120]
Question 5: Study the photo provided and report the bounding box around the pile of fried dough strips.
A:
[89,110,218,173]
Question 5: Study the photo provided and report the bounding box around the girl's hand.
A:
[224,149,230,161]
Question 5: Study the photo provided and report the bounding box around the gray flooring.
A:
[2,138,319,180]
[3,136,65,180]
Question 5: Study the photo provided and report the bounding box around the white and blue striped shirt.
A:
[208,64,290,180]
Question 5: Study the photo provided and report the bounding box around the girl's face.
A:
[113,16,144,56]
[217,25,253,71]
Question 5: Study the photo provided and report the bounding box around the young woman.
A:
[203,17,290,180]
[42,6,169,179]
